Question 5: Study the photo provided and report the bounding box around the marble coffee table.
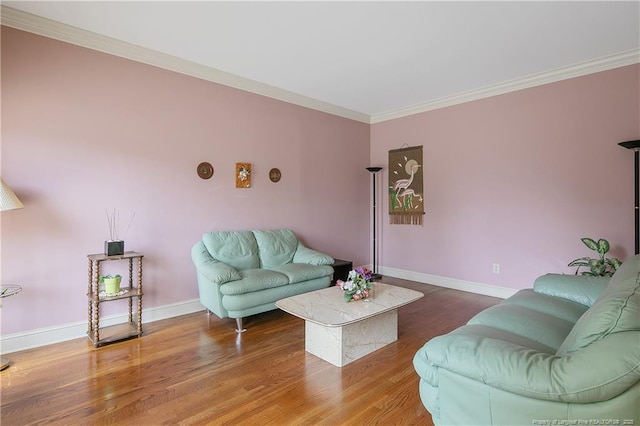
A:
[275,282,423,367]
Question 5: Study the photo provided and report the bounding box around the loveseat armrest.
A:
[293,243,334,266]
[415,331,640,404]
[191,242,242,284]
[533,274,610,307]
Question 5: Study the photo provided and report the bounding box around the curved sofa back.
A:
[202,230,259,271]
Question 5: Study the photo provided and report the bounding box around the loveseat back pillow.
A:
[253,229,298,268]
[556,254,640,356]
[202,231,259,271]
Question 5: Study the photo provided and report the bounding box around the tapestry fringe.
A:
[389,213,424,225]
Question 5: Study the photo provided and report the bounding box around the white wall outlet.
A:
[492,264,500,274]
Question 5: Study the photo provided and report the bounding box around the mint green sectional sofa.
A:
[191,229,334,331]
[414,254,640,425]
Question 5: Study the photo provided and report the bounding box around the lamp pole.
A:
[619,140,640,255]
[366,167,383,279]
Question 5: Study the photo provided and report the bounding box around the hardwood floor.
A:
[1,277,500,425]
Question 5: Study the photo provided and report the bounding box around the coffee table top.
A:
[276,282,423,327]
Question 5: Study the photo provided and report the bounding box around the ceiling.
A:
[2,1,640,123]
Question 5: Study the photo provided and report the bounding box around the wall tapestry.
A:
[235,163,251,188]
[388,145,424,225]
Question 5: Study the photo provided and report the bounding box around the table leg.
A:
[305,309,398,367]
[1,356,11,370]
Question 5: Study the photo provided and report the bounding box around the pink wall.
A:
[2,25,639,340]
[1,27,370,335]
[371,64,640,289]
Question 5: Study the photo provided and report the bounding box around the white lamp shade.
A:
[0,178,24,211]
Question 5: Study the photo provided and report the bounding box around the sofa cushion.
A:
[267,263,334,284]
[253,229,298,268]
[533,274,610,307]
[202,231,259,271]
[557,254,640,355]
[467,302,575,351]
[219,269,289,295]
[501,289,589,324]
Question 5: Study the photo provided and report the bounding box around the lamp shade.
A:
[619,140,640,150]
[0,178,24,211]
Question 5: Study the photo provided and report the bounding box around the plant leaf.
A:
[597,239,610,255]
[581,238,598,252]
[568,258,591,267]
[607,258,623,270]
[589,259,606,276]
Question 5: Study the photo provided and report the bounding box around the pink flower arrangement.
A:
[336,267,374,302]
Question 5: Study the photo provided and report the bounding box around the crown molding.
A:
[2,5,638,126]
[370,49,640,124]
[0,6,370,124]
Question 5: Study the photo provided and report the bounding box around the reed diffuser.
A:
[104,208,135,256]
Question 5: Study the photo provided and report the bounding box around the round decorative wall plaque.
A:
[269,168,281,183]
[197,162,214,180]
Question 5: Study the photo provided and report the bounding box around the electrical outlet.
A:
[492,264,500,274]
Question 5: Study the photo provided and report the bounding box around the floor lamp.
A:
[619,140,640,255]
[0,177,24,370]
[366,167,383,279]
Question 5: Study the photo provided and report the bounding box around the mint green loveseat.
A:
[192,229,334,331]
[413,254,640,425]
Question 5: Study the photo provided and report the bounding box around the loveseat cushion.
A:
[218,269,289,295]
[268,263,334,284]
[556,254,640,355]
[192,241,242,284]
[293,244,334,265]
[202,231,259,271]
[253,229,298,268]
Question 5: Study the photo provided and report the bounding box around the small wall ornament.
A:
[269,168,281,183]
[236,163,251,188]
[197,162,214,180]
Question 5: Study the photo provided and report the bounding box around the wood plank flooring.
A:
[1,277,500,425]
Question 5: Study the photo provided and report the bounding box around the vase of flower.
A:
[336,267,374,302]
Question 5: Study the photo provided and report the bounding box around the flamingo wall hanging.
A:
[388,145,425,225]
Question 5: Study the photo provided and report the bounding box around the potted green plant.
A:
[99,274,122,294]
[568,237,622,277]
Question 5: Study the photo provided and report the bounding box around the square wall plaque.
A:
[236,163,251,188]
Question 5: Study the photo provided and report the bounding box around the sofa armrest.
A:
[293,243,334,266]
[191,242,241,284]
[415,331,640,403]
[533,274,610,307]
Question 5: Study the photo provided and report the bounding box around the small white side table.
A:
[1,285,22,370]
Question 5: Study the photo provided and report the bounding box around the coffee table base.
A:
[305,309,398,367]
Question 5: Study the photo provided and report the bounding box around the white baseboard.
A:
[376,265,519,299]
[2,270,516,354]
[1,299,205,354]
